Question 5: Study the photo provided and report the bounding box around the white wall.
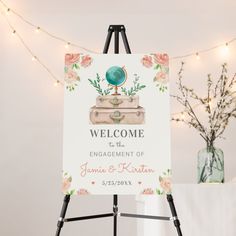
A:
[1,0,236,235]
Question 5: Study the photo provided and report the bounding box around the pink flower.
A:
[65,54,80,66]
[62,177,72,193]
[77,188,89,195]
[154,72,168,84]
[153,53,169,66]
[65,69,80,84]
[159,177,171,193]
[141,188,154,195]
[141,55,153,68]
[80,55,93,67]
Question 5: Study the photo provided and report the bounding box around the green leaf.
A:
[156,189,161,195]
[73,63,79,69]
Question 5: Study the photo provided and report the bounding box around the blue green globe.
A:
[105,66,126,86]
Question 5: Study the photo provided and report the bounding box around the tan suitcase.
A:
[90,106,145,125]
[96,95,139,109]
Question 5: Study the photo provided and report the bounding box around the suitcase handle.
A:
[109,97,123,106]
[110,111,125,123]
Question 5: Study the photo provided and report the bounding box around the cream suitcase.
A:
[96,95,139,108]
[90,106,145,125]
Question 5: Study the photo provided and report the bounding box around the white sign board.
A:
[63,53,171,195]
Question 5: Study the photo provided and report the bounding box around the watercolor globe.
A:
[105,66,126,86]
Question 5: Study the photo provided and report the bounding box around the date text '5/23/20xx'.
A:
[102,180,132,186]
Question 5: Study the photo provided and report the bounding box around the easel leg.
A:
[120,28,131,54]
[103,26,113,53]
[167,194,183,236]
[113,195,118,236]
[55,195,70,236]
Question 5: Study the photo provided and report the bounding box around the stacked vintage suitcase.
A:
[90,95,145,125]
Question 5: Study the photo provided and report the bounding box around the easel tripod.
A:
[55,25,182,236]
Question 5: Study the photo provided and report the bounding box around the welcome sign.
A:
[63,53,171,195]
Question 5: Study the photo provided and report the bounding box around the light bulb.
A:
[65,42,70,49]
[181,112,185,119]
[12,30,16,35]
[35,27,40,33]
[54,80,60,86]
[220,42,230,57]
[195,52,200,60]
[32,56,37,61]
[6,8,10,15]
[225,42,229,51]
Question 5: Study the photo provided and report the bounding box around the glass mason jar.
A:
[197,146,224,183]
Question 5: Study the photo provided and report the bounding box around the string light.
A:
[64,42,70,49]
[220,42,230,57]
[1,0,236,59]
[31,56,37,61]
[225,42,229,51]
[1,1,236,96]
[195,52,200,60]
[54,80,60,87]
[0,10,63,87]
[5,7,10,15]
[35,26,40,33]
[0,0,99,54]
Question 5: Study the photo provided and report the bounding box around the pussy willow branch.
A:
[175,62,210,141]
[173,62,236,146]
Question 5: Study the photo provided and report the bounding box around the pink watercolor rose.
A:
[80,55,93,67]
[62,177,72,193]
[154,71,168,84]
[141,55,153,68]
[65,54,80,66]
[159,177,171,193]
[141,188,154,195]
[153,53,169,66]
[65,69,80,84]
[77,188,90,195]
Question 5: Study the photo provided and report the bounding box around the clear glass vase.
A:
[197,146,224,183]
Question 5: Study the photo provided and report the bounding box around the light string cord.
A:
[1,0,236,60]
[0,10,63,85]
[0,8,229,116]
[170,38,236,60]
[0,0,235,116]
[0,0,99,54]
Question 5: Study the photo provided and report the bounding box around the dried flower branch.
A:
[172,62,236,146]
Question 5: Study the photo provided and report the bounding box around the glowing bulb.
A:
[54,80,60,86]
[220,42,230,57]
[12,30,16,35]
[6,8,10,15]
[35,27,40,33]
[65,42,70,49]
[32,56,37,61]
[225,42,229,51]
[181,112,185,119]
[195,52,200,60]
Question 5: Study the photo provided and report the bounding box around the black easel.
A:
[55,25,182,236]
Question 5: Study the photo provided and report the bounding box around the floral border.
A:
[62,169,171,195]
[141,169,172,195]
[62,172,90,195]
[64,53,93,91]
[62,169,171,196]
[141,53,169,92]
